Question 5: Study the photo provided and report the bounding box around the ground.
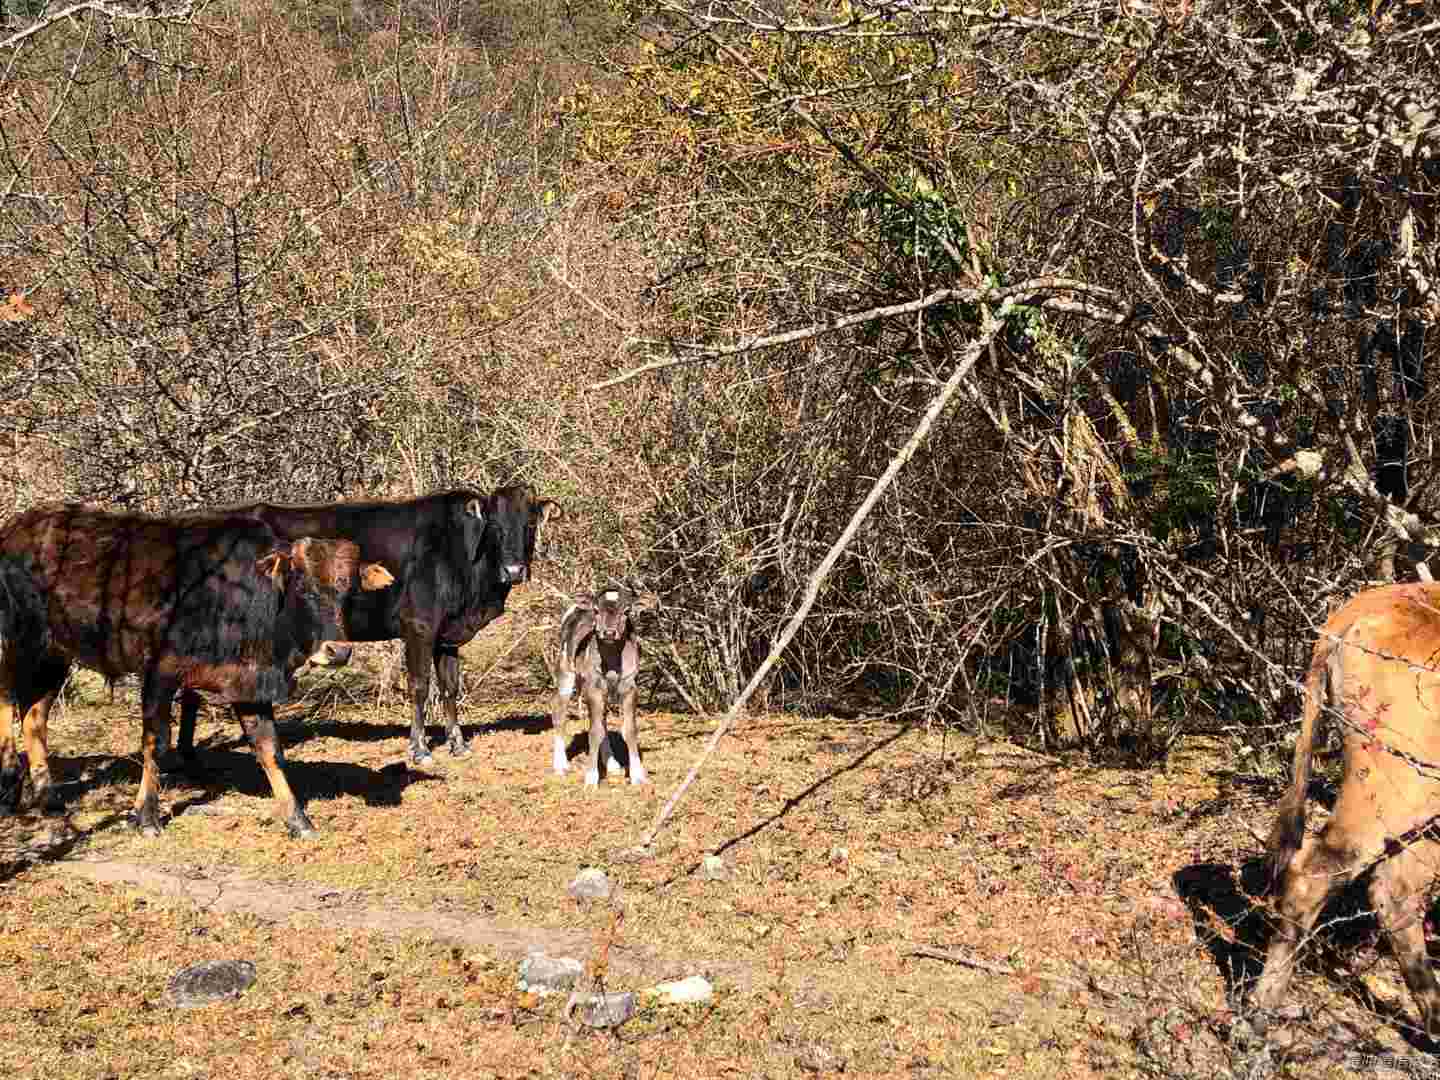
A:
[0,645,1429,1079]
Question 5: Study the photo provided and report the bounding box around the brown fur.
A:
[1254,582,1440,1036]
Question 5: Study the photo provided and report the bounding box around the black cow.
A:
[179,486,553,766]
[0,504,394,836]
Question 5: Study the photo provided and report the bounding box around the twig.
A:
[634,317,1003,850]
[906,945,1126,1001]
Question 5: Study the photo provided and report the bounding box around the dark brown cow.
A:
[0,504,393,837]
[1254,581,1440,1037]
[549,588,646,786]
[178,486,553,766]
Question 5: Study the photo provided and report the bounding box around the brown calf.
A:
[0,504,392,837]
[1254,581,1440,1037]
[550,588,646,786]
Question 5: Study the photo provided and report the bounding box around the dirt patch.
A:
[52,855,753,989]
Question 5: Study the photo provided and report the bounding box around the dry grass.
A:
[0,653,1420,1079]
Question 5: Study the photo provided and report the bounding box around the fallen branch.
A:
[906,945,1126,1001]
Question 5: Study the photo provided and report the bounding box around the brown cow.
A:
[1254,581,1440,1036]
[0,504,393,837]
[550,588,646,786]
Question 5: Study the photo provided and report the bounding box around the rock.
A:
[795,1041,846,1073]
[699,855,728,880]
[567,868,613,901]
[164,960,257,1009]
[517,952,584,995]
[649,974,713,1005]
[564,990,636,1029]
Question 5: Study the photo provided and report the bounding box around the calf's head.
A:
[256,538,394,667]
[589,588,636,643]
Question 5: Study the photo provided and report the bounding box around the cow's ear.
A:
[360,563,395,591]
[464,498,485,522]
[255,550,291,591]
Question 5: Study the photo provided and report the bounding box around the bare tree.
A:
[580,0,1437,752]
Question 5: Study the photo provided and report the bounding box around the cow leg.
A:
[237,703,314,839]
[1251,828,1359,1028]
[404,632,436,767]
[134,675,175,836]
[1,653,66,811]
[435,645,470,758]
[175,689,202,768]
[0,699,17,811]
[551,673,575,776]
[1370,839,1440,1038]
[21,690,63,812]
[618,683,646,786]
[583,686,608,787]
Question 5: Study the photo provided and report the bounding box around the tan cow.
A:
[1254,581,1440,1036]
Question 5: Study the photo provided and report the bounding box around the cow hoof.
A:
[447,740,472,759]
[629,771,649,787]
[285,810,317,839]
[411,751,435,768]
[584,769,600,787]
[131,814,163,838]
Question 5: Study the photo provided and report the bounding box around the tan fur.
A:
[360,563,395,591]
[1254,582,1440,1035]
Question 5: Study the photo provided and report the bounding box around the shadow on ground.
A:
[1173,856,1440,1054]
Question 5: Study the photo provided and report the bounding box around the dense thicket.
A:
[3,1,1436,757]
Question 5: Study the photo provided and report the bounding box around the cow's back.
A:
[0,504,283,678]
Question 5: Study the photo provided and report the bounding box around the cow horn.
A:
[465,498,484,520]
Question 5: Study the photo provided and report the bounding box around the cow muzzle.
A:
[501,562,528,585]
[308,641,353,667]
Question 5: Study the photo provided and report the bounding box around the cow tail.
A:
[1266,631,1339,893]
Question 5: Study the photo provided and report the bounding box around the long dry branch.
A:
[634,314,1003,850]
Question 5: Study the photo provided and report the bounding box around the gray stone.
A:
[164,960,257,1009]
[564,990,636,1029]
[567,868,613,901]
[649,974,713,1005]
[517,952,584,995]
[699,855,728,880]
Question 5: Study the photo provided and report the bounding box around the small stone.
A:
[564,990,636,1028]
[829,846,849,863]
[164,960,257,1009]
[649,974,713,1005]
[567,868,613,901]
[795,1042,846,1073]
[700,855,728,880]
[517,952,584,995]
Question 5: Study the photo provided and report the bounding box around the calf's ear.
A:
[255,550,292,591]
[360,563,395,591]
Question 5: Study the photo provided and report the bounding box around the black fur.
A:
[190,486,551,763]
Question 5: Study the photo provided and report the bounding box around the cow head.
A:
[484,484,556,587]
[588,587,643,643]
[256,538,393,668]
